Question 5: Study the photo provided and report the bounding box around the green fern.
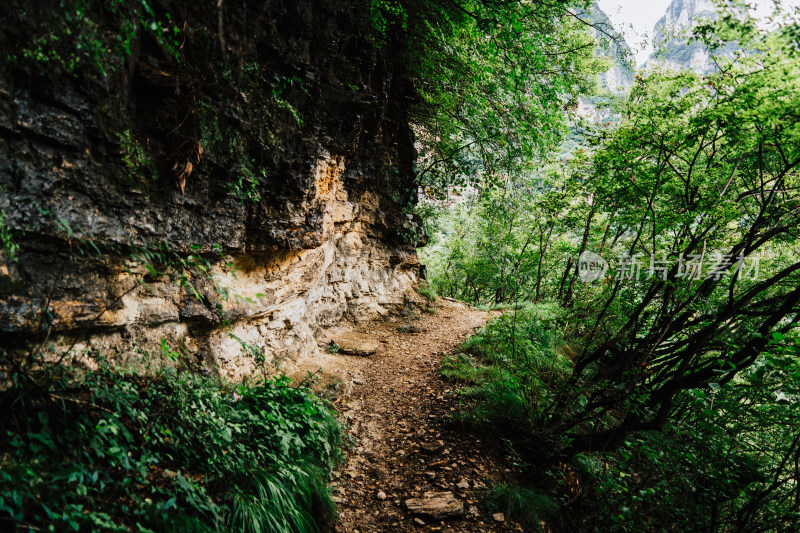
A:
[488,484,559,529]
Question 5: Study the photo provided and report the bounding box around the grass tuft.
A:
[487,484,559,529]
[417,281,438,302]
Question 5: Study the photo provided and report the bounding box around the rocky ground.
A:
[296,299,524,532]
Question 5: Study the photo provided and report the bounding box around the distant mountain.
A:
[572,4,635,125]
[646,0,720,73]
[589,5,635,94]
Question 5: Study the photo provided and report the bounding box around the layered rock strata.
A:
[0,0,422,379]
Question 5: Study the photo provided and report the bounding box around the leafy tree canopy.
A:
[367,0,610,193]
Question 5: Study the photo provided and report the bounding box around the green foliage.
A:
[229,334,270,377]
[0,365,341,532]
[487,484,559,528]
[0,210,19,262]
[196,71,303,205]
[404,0,607,194]
[532,6,800,470]
[228,164,266,205]
[118,129,157,182]
[449,309,800,530]
[228,67,306,147]
[435,20,800,508]
[440,353,485,383]
[444,304,572,450]
[396,203,428,245]
[2,0,179,79]
[569,328,800,531]
[125,240,219,303]
[6,0,302,197]
[357,0,408,45]
[419,174,581,305]
[325,343,340,355]
[417,281,437,302]
[229,467,331,533]
[0,199,341,532]
[160,337,182,361]
[0,227,335,527]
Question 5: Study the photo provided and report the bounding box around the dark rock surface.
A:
[0,0,423,377]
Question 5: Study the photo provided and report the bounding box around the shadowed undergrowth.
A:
[0,364,342,532]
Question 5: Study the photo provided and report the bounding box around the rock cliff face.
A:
[574,4,634,127]
[0,0,422,379]
[590,4,635,94]
[646,0,719,73]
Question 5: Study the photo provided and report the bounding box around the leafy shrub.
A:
[0,210,19,261]
[0,365,341,532]
[458,303,571,399]
[444,304,572,460]
[417,281,437,302]
[566,332,800,532]
[453,380,530,439]
[450,307,800,531]
[487,484,559,528]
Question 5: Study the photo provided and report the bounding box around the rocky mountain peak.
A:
[589,3,635,94]
[648,0,720,73]
[653,0,718,41]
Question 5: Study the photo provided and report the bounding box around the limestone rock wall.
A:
[0,0,422,378]
[646,0,724,74]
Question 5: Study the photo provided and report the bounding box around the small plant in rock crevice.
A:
[326,343,341,355]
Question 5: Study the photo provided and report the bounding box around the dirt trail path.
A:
[298,299,519,532]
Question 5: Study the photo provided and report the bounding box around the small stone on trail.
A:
[377,490,387,500]
[493,512,505,522]
[335,332,379,356]
[456,478,470,489]
[420,441,444,453]
[413,518,426,526]
[405,491,464,520]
